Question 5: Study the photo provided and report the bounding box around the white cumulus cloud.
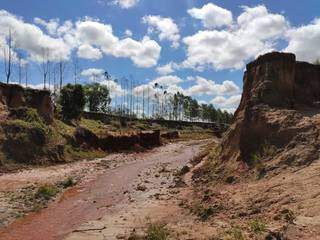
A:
[112,0,139,9]
[143,15,180,48]
[156,62,179,75]
[211,94,241,111]
[81,68,105,80]
[75,20,161,67]
[185,76,240,96]
[188,3,233,29]
[0,10,72,62]
[285,18,320,63]
[77,44,103,60]
[150,75,183,87]
[183,5,288,70]
[0,11,161,68]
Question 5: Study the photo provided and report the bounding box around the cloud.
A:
[81,68,105,80]
[75,20,161,67]
[99,79,125,97]
[211,94,241,111]
[150,75,183,86]
[188,3,233,29]
[285,18,320,62]
[185,76,240,96]
[112,0,139,8]
[133,82,184,100]
[166,84,185,95]
[77,44,103,60]
[112,36,161,67]
[124,29,133,37]
[75,20,118,53]
[156,62,178,75]
[133,83,156,97]
[183,5,288,70]
[34,17,59,35]
[0,11,161,68]
[0,10,72,62]
[143,15,180,48]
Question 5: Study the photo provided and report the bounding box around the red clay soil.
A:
[0,140,204,240]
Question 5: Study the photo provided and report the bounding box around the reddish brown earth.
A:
[0,82,54,123]
[0,140,210,240]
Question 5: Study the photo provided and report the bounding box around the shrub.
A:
[10,107,43,123]
[35,184,58,200]
[60,177,76,188]
[248,219,267,235]
[145,223,169,240]
[226,227,245,240]
[59,84,85,121]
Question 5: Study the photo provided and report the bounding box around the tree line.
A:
[59,83,234,125]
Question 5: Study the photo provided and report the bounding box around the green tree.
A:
[84,83,111,113]
[59,84,85,120]
[189,98,199,120]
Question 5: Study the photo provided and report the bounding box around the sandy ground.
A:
[0,139,212,240]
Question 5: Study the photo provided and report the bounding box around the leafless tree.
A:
[58,59,67,90]
[40,48,50,89]
[17,52,23,84]
[52,63,58,95]
[73,56,80,84]
[3,29,13,84]
[142,85,145,118]
[24,62,28,87]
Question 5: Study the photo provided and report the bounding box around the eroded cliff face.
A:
[220,52,320,175]
[0,83,54,123]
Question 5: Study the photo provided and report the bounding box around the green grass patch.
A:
[248,219,267,235]
[60,177,76,188]
[80,118,107,135]
[35,184,59,200]
[64,144,105,161]
[145,223,169,240]
[225,226,245,240]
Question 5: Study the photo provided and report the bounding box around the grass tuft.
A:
[145,223,169,240]
[248,219,267,235]
[35,184,58,200]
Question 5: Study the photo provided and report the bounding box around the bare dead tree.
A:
[17,54,22,85]
[58,59,67,90]
[52,63,58,95]
[142,84,146,118]
[73,56,79,85]
[24,62,28,87]
[4,29,13,84]
[40,48,50,89]
[147,85,150,118]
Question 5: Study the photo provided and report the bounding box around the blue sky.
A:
[0,0,320,112]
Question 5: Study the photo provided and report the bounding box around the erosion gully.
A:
[0,139,209,240]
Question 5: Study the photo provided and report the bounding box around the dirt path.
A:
[0,140,209,240]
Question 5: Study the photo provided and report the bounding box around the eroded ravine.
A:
[0,140,209,240]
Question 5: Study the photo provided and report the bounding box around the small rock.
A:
[136,185,147,191]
